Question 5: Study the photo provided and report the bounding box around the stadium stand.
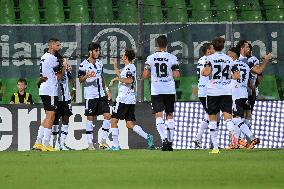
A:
[262,0,284,21]
[92,0,113,23]
[144,0,164,22]
[214,0,238,22]
[167,0,188,22]
[117,0,138,23]
[69,0,89,23]
[44,0,65,23]
[0,0,15,24]
[238,0,263,21]
[190,0,213,22]
[19,0,40,24]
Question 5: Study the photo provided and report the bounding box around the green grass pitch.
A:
[0,149,283,189]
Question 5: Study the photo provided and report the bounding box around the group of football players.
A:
[194,37,271,153]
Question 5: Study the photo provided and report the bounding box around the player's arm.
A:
[172,64,180,78]
[231,65,240,80]
[78,65,93,83]
[102,76,112,100]
[201,61,212,76]
[141,64,151,80]
[112,58,121,76]
[255,73,263,88]
[54,58,67,80]
[109,71,133,86]
[250,53,272,75]
[248,78,257,100]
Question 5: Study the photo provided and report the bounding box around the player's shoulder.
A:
[198,56,206,64]
[42,52,56,61]
[79,59,89,68]
[248,56,259,64]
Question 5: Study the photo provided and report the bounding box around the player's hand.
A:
[67,63,72,72]
[109,77,118,87]
[106,90,112,101]
[263,53,272,61]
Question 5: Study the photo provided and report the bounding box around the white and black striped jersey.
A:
[247,55,260,96]
[39,52,60,96]
[197,56,209,97]
[58,66,71,102]
[206,52,237,96]
[231,59,250,100]
[145,51,179,95]
[116,63,136,104]
[78,59,105,99]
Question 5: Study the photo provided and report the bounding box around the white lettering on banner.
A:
[18,108,38,151]
[12,42,33,66]
[0,107,13,151]
[65,106,88,150]
[171,41,189,64]
[0,29,279,66]
[92,28,137,74]
[0,35,9,66]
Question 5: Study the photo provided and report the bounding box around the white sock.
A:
[35,126,44,144]
[101,119,111,142]
[133,125,148,139]
[239,123,254,141]
[43,128,52,147]
[166,119,175,142]
[209,121,218,149]
[60,124,69,146]
[227,119,240,144]
[196,119,209,140]
[244,119,251,129]
[156,117,167,141]
[111,128,119,147]
[86,120,94,144]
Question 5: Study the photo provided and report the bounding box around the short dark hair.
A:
[125,48,135,62]
[248,43,252,51]
[236,40,248,54]
[48,38,60,44]
[228,47,239,58]
[156,35,167,48]
[212,37,225,51]
[88,42,101,51]
[18,78,27,85]
[201,43,212,55]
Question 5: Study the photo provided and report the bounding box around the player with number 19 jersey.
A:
[206,52,235,96]
[145,51,179,95]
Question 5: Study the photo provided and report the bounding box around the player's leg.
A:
[207,96,220,153]
[59,100,73,150]
[98,97,111,149]
[109,102,127,150]
[125,104,154,149]
[222,96,240,150]
[194,97,209,148]
[52,113,60,149]
[40,96,58,151]
[151,95,167,149]
[164,94,176,151]
[84,99,97,150]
